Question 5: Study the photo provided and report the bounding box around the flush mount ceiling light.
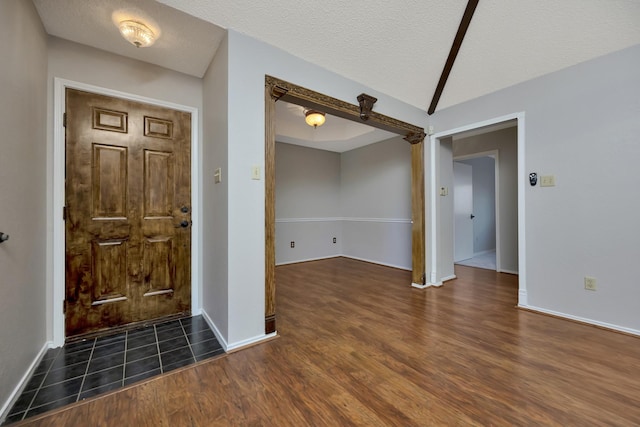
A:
[118,20,156,48]
[304,110,326,128]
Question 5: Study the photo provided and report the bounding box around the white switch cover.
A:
[440,187,448,196]
[540,175,556,187]
[251,166,261,180]
[214,167,222,183]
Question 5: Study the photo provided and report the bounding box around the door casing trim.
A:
[52,78,202,347]
[429,112,526,303]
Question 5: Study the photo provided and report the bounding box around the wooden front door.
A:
[65,88,192,338]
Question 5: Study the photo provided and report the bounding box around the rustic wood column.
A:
[407,133,426,286]
[265,82,287,334]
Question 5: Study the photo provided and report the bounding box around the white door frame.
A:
[428,112,527,306]
[51,78,202,347]
[454,150,500,272]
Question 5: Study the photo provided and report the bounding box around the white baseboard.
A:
[276,255,340,266]
[441,274,457,282]
[1,341,51,423]
[201,309,278,353]
[499,269,519,275]
[340,255,411,271]
[411,282,431,289]
[427,281,443,287]
[473,249,496,256]
[519,304,640,337]
[201,309,228,351]
[227,333,277,352]
[518,289,528,306]
[277,254,411,272]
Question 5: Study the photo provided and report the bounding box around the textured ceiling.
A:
[155,0,640,111]
[32,0,640,149]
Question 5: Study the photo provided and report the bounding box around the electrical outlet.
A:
[584,276,597,291]
[333,237,337,244]
[290,241,295,248]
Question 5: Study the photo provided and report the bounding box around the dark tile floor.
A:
[3,315,223,425]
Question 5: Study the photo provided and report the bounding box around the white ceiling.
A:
[275,102,398,153]
[32,0,226,77]
[32,0,640,149]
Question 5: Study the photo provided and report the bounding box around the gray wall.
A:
[454,128,518,272]
[203,34,229,340]
[458,157,496,254]
[429,44,640,332]
[275,142,342,264]
[275,137,412,270]
[341,136,412,269]
[0,0,48,417]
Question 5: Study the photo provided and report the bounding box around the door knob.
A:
[0,232,9,243]
[179,220,190,228]
[180,206,190,213]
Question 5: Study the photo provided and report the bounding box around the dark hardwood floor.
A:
[14,258,640,426]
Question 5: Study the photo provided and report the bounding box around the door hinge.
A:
[63,206,67,221]
[63,299,67,314]
[63,112,67,128]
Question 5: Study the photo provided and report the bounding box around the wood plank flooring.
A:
[15,258,640,426]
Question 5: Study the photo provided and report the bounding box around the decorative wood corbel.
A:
[271,85,288,102]
[404,131,426,145]
[357,93,377,121]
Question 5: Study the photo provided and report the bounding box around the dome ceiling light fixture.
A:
[118,20,157,48]
[304,110,326,128]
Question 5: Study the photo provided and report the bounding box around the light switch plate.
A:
[540,175,556,187]
[251,166,261,180]
[214,167,222,183]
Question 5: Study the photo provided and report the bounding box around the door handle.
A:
[470,214,475,219]
[0,232,9,243]
[179,220,190,228]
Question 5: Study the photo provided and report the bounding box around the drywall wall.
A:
[454,129,517,272]
[341,137,412,269]
[224,29,426,345]
[458,157,496,254]
[275,138,412,269]
[0,0,48,418]
[275,142,342,264]
[429,44,640,332]
[202,34,229,341]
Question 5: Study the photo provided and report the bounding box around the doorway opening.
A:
[265,76,427,334]
[453,152,498,271]
[429,113,526,305]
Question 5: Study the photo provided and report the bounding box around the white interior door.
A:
[454,161,474,262]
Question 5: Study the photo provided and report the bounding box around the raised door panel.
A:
[92,144,128,219]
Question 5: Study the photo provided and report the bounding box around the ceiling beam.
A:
[427,0,480,115]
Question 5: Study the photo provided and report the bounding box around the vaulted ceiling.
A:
[34,0,640,113]
[33,0,640,151]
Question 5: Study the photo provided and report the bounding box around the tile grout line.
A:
[121,331,129,387]
[76,339,97,403]
[153,325,164,374]
[181,319,197,362]
[19,347,62,422]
